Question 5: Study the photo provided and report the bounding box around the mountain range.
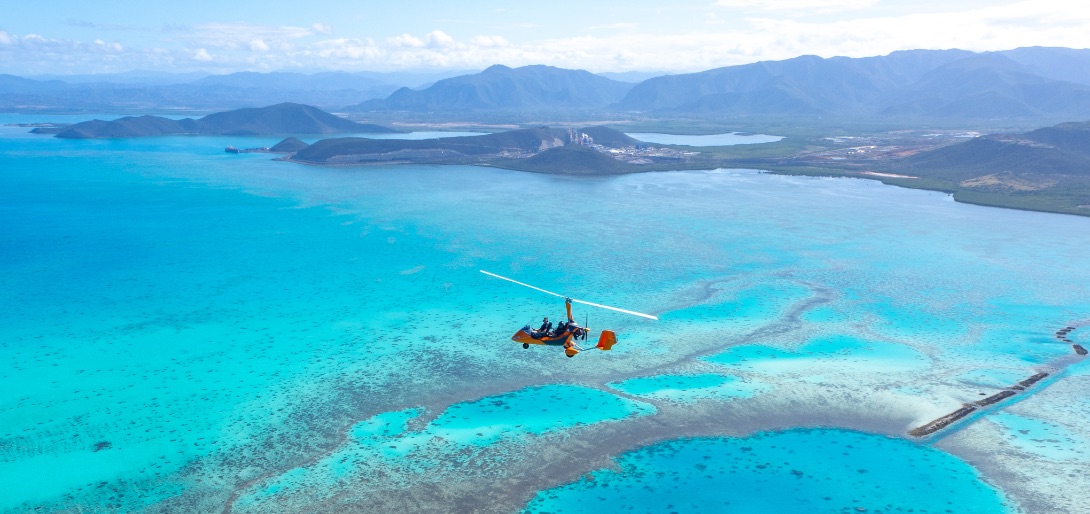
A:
[350,47,1090,120]
[4,47,1090,121]
[350,65,634,112]
[0,69,471,113]
[616,48,1090,119]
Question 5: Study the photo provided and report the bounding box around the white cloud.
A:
[312,22,333,35]
[714,0,877,11]
[311,38,383,60]
[173,22,317,50]
[192,48,213,61]
[729,0,1090,60]
[424,30,455,48]
[3,1,1089,75]
[93,39,124,52]
[387,33,425,48]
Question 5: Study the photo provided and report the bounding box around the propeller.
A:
[480,270,658,320]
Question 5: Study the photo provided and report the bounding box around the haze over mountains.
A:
[3,47,1090,121]
[350,65,634,112]
[0,69,471,113]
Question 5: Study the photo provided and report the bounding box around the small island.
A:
[32,103,400,138]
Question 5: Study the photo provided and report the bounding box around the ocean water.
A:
[524,429,1010,513]
[4,114,1090,512]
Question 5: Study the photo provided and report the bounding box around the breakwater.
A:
[911,324,1089,437]
[1056,325,1088,354]
[909,372,1049,437]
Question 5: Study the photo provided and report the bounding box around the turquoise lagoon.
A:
[3,114,1090,512]
[608,374,762,403]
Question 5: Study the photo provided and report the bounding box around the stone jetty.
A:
[1056,326,1077,344]
[910,325,1086,437]
[1054,325,1087,355]
[909,372,1049,437]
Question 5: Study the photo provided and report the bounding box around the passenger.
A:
[553,320,569,337]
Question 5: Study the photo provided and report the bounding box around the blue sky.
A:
[0,0,1086,75]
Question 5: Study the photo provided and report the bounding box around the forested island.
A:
[31,103,399,138]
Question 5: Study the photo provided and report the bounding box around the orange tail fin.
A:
[596,330,617,351]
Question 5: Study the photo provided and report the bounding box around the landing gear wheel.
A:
[567,354,574,358]
[523,343,530,349]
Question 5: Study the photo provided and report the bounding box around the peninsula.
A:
[285,126,694,174]
[755,119,1090,217]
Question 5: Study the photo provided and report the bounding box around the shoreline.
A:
[277,154,1090,219]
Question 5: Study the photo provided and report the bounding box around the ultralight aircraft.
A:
[480,270,658,357]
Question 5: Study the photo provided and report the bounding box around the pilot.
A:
[536,317,552,335]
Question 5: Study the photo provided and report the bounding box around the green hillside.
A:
[270,137,310,152]
[291,127,570,164]
[887,120,1090,214]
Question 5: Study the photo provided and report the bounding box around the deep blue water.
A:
[525,429,1009,513]
[4,114,1090,512]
